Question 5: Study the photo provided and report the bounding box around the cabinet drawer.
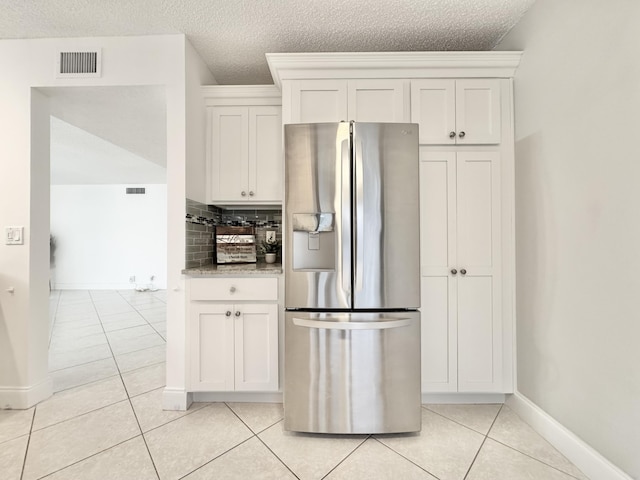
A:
[190,278,278,301]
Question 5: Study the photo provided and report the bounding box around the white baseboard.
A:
[507,393,632,480]
[422,393,505,404]
[193,392,283,403]
[0,377,53,409]
[162,388,193,411]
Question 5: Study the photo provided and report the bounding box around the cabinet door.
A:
[419,151,457,392]
[209,106,249,202]
[234,303,279,391]
[455,79,501,145]
[190,303,234,391]
[411,80,456,145]
[290,80,348,123]
[249,106,282,202]
[456,152,502,392]
[348,79,409,123]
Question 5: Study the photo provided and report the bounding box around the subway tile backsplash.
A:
[185,199,282,268]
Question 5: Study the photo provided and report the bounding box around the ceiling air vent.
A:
[55,50,101,78]
[126,187,146,195]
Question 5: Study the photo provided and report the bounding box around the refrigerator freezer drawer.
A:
[284,311,421,434]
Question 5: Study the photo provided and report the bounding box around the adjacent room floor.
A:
[0,290,588,479]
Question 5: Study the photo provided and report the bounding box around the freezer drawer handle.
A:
[292,317,412,330]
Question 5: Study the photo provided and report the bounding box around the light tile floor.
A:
[0,290,589,480]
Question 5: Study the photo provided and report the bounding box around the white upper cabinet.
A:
[289,79,409,124]
[290,80,348,123]
[209,105,281,204]
[411,79,501,145]
[204,85,282,205]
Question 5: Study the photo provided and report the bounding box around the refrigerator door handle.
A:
[354,137,365,292]
[292,317,412,330]
[341,138,352,296]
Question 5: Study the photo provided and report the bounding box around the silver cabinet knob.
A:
[225,311,232,317]
[241,191,247,197]
[229,286,236,293]
[249,191,254,196]
[450,269,457,275]
[458,131,466,138]
[460,269,467,275]
[235,310,241,317]
[449,131,456,139]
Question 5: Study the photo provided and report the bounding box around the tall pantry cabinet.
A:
[267,52,521,398]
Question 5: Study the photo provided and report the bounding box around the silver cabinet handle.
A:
[293,317,411,330]
[460,269,467,275]
[235,310,241,317]
[229,286,236,293]
[449,131,456,139]
[241,191,247,197]
[458,131,466,138]
[225,311,232,317]
[451,269,457,275]
[249,191,254,196]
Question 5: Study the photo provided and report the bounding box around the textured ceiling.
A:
[0,0,535,84]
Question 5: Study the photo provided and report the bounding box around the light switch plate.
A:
[5,226,24,245]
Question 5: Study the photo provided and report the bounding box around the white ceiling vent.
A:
[56,49,101,78]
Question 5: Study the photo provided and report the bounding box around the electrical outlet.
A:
[266,231,276,243]
[129,276,135,283]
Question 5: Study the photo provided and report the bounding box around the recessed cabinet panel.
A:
[457,152,499,271]
[348,80,409,123]
[456,80,501,145]
[234,303,279,391]
[250,106,282,202]
[457,276,495,391]
[421,277,457,392]
[211,108,249,202]
[411,80,456,145]
[420,152,456,274]
[191,305,235,391]
[292,80,348,123]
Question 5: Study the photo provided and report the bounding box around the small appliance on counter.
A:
[215,226,256,264]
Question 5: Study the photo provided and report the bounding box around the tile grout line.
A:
[224,405,300,480]
[18,405,36,480]
[117,289,167,341]
[89,290,162,480]
[48,291,62,349]
[319,435,370,480]
[421,404,502,436]
[462,403,504,480]
[371,437,444,480]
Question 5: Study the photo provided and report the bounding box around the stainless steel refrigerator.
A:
[284,121,421,434]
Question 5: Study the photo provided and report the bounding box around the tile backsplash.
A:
[185,199,282,268]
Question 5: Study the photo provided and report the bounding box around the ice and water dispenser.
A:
[291,213,335,270]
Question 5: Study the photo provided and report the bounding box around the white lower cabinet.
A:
[420,150,503,393]
[188,278,279,392]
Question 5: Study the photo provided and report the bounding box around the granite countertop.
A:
[182,262,283,276]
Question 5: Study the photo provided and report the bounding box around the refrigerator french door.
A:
[284,121,421,434]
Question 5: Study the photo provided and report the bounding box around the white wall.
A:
[496,1,640,477]
[0,35,187,408]
[51,185,167,290]
[185,39,216,203]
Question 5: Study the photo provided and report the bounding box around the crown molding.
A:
[202,85,281,106]
[266,51,523,88]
